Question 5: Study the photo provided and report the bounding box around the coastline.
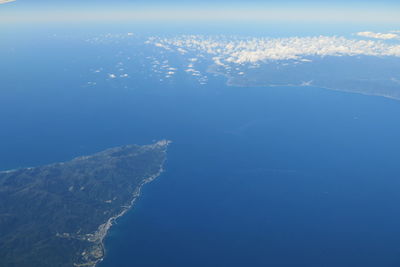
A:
[207,64,400,101]
[0,140,171,267]
[81,140,171,267]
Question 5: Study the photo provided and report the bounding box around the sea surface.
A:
[96,85,400,267]
[2,29,400,267]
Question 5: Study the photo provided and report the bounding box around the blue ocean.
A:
[2,27,400,267]
[96,85,400,267]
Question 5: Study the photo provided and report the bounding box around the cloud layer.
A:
[148,35,400,65]
[0,0,16,4]
[356,31,399,40]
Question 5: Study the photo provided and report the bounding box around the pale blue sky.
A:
[1,0,400,25]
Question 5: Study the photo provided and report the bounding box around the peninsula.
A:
[0,140,170,267]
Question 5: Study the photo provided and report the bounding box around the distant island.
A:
[0,140,170,267]
[208,55,400,101]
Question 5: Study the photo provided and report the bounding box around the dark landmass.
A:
[208,56,400,100]
[0,140,170,267]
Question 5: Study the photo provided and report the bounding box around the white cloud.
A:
[177,48,187,54]
[0,0,16,4]
[301,80,313,86]
[148,35,400,65]
[356,31,399,40]
[154,43,170,50]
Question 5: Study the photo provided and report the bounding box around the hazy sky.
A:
[1,0,400,25]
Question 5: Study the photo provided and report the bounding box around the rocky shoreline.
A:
[76,140,171,267]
